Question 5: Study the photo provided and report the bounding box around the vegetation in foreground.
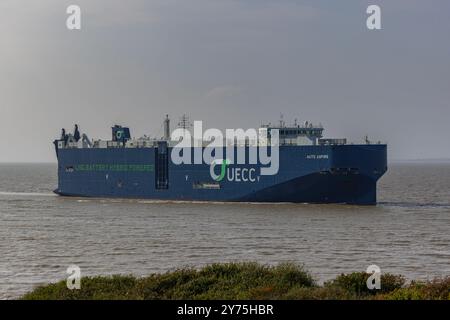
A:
[22,262,450,300]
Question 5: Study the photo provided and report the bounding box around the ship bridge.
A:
[261,120,345,146]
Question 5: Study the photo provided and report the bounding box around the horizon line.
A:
[1,158,450,165]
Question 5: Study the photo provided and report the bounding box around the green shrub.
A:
[325,272,405,296]
[21,263,448,300]
[419,277,450,300]
[283,286,356,300]
[22,262,315,300]
[380,277,450,300]
[379,287,427,300]
[22,275,139,300]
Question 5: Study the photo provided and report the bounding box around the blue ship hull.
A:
[55,144,387,205]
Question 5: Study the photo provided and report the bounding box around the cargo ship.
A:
[53,115,387,205]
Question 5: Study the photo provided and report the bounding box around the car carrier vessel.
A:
[53,116,387,205]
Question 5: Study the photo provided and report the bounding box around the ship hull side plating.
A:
[55,145,387,205]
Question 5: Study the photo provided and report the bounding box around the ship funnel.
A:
[112,125,131,143]
[163,114,170,140]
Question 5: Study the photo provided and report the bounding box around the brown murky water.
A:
[0,163,449,299]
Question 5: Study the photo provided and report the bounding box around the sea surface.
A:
[0,162,449,299]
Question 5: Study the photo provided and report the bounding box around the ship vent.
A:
[155,141,169,189]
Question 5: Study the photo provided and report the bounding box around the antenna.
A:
[177,114,192,130]
[279,113,284,127]
[163,114,170,140]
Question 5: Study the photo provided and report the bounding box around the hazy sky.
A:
[1,0,449,162]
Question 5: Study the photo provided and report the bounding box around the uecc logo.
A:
[210,159,259,183]
[171,121,279,182]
